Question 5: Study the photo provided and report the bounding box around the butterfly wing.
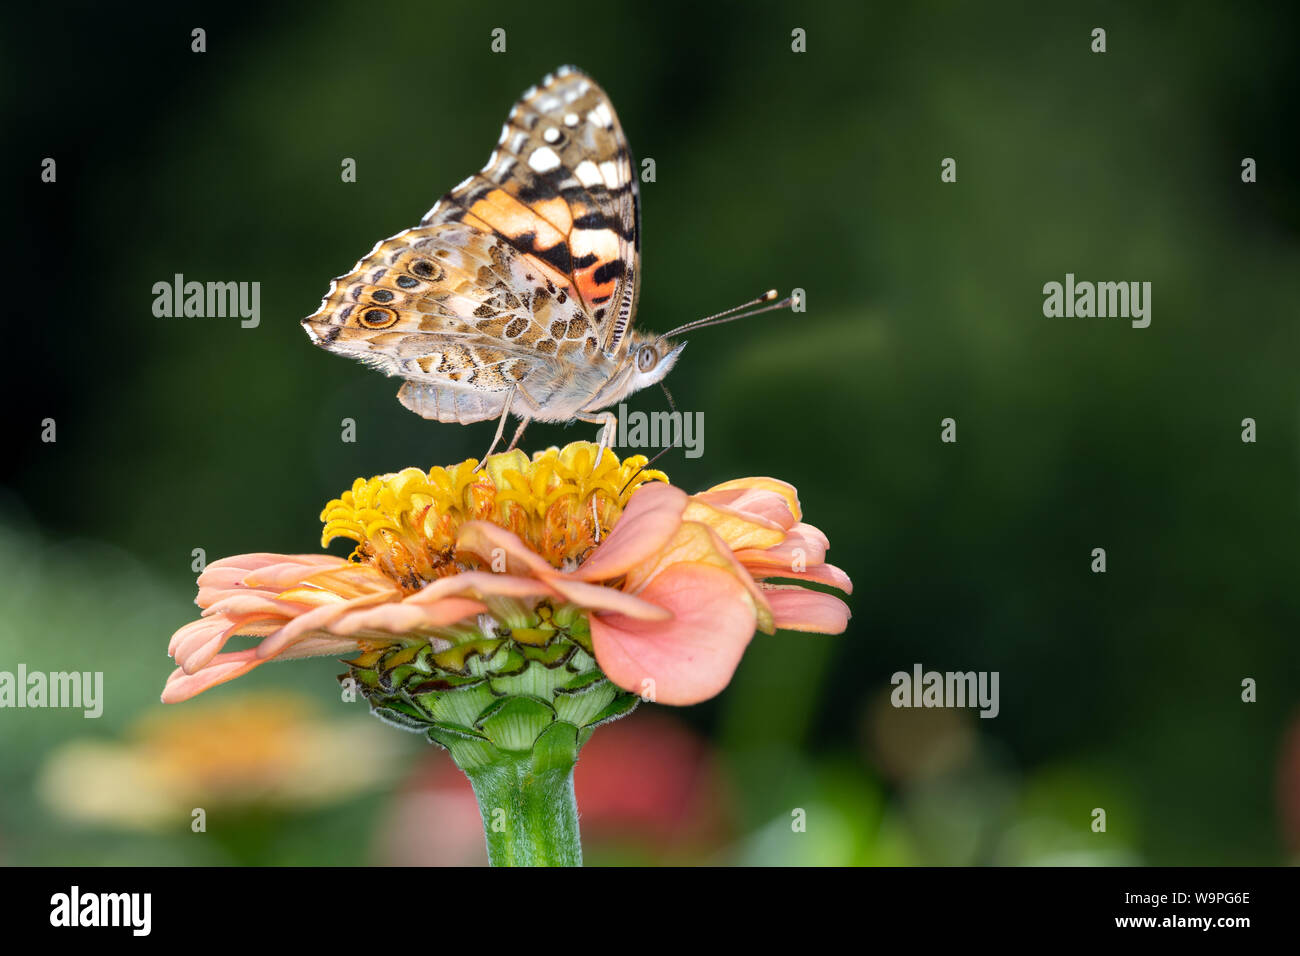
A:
[424,65,641,358]
[303,66,641,424]
[303,222,579,423]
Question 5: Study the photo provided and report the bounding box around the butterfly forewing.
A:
[424,66,641,356]
[303,66,642,424]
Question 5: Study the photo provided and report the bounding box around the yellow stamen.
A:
[320,442,666,588]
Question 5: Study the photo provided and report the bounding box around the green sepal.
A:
[476,695,557,752]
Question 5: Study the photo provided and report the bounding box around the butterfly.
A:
[302,65,788,460]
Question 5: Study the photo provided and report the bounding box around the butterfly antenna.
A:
[610,384,681,494]
[660,381,678,414]
[663,289,792,338]
[619,445,675,496]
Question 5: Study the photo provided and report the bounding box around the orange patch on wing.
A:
[468,189,567,250]
[530,196,574,235]
[458,209,574,295]
[571,228,623,308]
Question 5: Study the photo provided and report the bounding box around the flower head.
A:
[163,443,851,745]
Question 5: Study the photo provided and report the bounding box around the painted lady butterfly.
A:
[303,65,786,457]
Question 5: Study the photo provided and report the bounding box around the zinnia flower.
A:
[163,442,850,710]
[39,692,402,833]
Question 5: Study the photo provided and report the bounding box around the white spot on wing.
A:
[528,146,562,173]
[574,160,603,187]
[543,127,560,143]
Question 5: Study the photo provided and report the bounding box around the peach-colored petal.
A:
[622,520,774,633]
[201,592,314,621]
[749,561,853,594]
[199,553,339,581]
[255,591,397,659]
[272,635,368,660]
[694,478,801,525]
[569,483,687,582]
[176,620,242,675]
[241,556,351,589]
[788,521,830,551]
[680,498,786,552]
[195,566,264,592]
[195,584,283,608]
[325,597,488,637]
[162,636,364,703]
[403,571,558,605]
[454,522,557,578]
[545,577,674,621]
[168,617,229,660]
[589,563,757,706]
[161,651,262,703]
[762,587,851,634]
[299,563,403,600]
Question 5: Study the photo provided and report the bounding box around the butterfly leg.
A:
[577,410,619,462]
[504,414,532,453]
[472,388,517,472]
[577,410,619,542]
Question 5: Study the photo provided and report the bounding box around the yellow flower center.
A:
[320,442,667,590]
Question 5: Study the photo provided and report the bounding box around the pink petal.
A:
[455,522,558,577]
[622,520,775,634]
[161,650,262,703]
[324,597,488,636]
[589,562,757,706]
[404,571,558,605]
[272,636,367,660]
[545,577,674,621]
[789,522,830,550]
[241,557,350,589]
[199,552,336,581]
[201,592,312,621]
[175,618,241,675]
[195,585,281,608]
[255,591,395,659]
[570,483,687,582]
[749,561,853,594]
[680,498,786,551]
[693,478,801,526]
[763,588,851,634]
[161,636,365,703]
[168,616,228,659]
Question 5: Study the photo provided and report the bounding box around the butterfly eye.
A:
[359,307,398,329]
[637,345,657,372]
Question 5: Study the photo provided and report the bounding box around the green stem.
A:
[464,752,583,866]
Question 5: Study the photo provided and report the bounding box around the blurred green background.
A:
[4,0,1298,865]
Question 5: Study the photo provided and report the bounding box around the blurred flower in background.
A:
[38,692,402,830]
